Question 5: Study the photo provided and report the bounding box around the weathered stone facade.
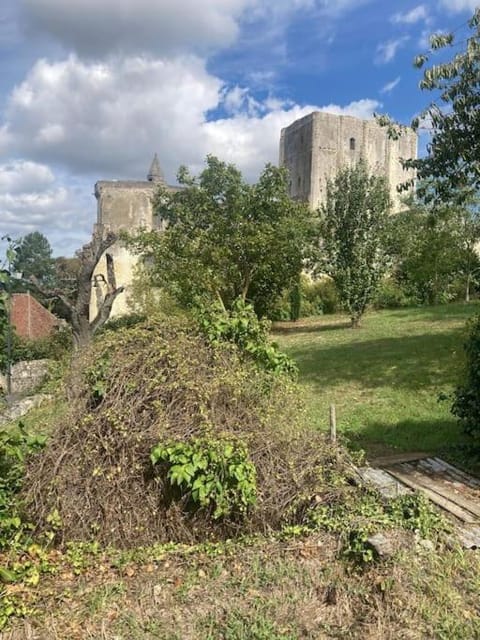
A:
[90,155,180,318]
[0,359,50,396]
[279,112,417,212]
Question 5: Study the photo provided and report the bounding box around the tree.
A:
[12,231,55,287]
[132,155,315,317]
[377,9,480,204]
[385,196,480,304]
[319,160,391,327]
[30,227,124,349]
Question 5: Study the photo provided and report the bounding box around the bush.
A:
[196,299,297,376]
[303,277,339,315]
[0,425,46,550]
[373,278,413,310]
[268,276,340,321]
[0,327,72,372]
[23,317,339,548]
[452,314,480,439]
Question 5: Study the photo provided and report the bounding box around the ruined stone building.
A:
[91,114,417,318]
[279,111,417,212]
[90,154,180,318]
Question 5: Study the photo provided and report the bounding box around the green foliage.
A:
[384,200,480,306]
[13,327,72,363]
[268,276,340,321]
[380,9,480,204]
[0,424,46,551]
[309,489,449,565]
[288,281,301,322]
[12,232,55,287]
[386,493,447,539]
[101,313,147,333]
[196,299,297,376]
[129,155,315,317]
[373,278,414,310]
[319,159,391,327]
[84,354,110,403]
[0,294,8,372]
[452,314,480,438]
[151,437,257,519]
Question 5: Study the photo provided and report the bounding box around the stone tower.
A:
[279,112,417,212]
[90,154,179,319]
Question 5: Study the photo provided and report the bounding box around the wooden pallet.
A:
[357,455,480,548]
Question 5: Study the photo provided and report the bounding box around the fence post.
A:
[329,404,337,444]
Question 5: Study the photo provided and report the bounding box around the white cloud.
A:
[0,161,92,254]
[439,0,480,12]
[0,53,380,185]
[0,55,221,180]
[20,0,258,58]
[391,5,429,24]
[376,36,410,64]
[380,77,401,94]
[0,160,54,193]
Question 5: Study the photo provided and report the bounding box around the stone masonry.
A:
[90,154,180,319]
[279,112,418,212]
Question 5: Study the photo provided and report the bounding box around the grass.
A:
[5,534,480,639]
[4,302,480,638]
[274,302,478,459]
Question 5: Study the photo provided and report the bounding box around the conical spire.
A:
[147,153,165,184]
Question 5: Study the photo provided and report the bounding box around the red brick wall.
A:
[10,293,59,340]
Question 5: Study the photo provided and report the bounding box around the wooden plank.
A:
[370,452,431,467]
[418,459,480,498]
[384,466,478,523]
[430,458,480,488]
[394,463,480,519]
[455,525,480,549]
[357,467,410,499]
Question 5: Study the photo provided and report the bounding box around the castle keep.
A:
[91,114,417,318]
[90,154,180,318]
[279,112,417,212]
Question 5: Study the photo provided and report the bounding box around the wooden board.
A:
[369,452,432,467]
[383,465,478,524]
[387,462,480,519]
[357,467,410,499]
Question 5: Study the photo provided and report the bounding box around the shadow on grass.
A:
[344,416,466,458]
[289,327,464,391]
[273,320,351,334]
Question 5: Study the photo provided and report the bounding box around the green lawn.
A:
[275,302,479,459]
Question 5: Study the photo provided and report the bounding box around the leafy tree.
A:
[319,160,391,328]
[385,197,480,304]
[131,155,315,317]
[12,232,55,287]
[378,9,480,204]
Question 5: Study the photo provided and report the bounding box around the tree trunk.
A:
[351,315,361,329]
[466,272,471,303]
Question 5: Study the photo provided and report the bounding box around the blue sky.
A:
[0,0,478,256]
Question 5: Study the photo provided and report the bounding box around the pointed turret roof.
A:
[147,153,165,184]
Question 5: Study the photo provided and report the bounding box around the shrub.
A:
[373,278,413,310]
[196,299,297,377]
[1,327,73,372]
[23,317,338,548]
[303,277,339,315]
[151,436,257,519]
[0,425,46,550]
[452,314,480,438]
[268,276,340,321]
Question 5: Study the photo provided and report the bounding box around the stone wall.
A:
[279,112,418,212]
[0,359,51,395]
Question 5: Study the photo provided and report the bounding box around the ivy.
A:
[151,437,257,519]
